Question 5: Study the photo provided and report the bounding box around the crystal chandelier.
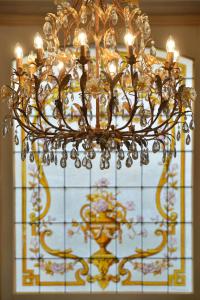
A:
[1,0,196,169]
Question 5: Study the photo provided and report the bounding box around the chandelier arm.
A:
[13,109,42,138]
[57,85,80,132]
[117,90,138,131]
[11,88,52,136]
[106,87,114,130]
[120,85,131,112]
[80,66,91,128]
[34,78,72,133]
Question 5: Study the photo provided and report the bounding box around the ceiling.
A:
[0,0,200,26]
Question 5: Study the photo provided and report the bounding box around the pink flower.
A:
[52,263,65,274]
[125,201,135,211]
[93,199,108,212]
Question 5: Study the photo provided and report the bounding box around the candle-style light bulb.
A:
[166,36,175,53]
[108,62,116,76]
[166,36,176,64]
[14,43,23,59]
[124,32,135,46]
[34,33,44,63]
[57,61,64,72]
[34,32,43,50]
[78,31,87,59]
[78,31,87,46]
[174,49,180,62]
[14,43,23,71]
[124,31,135,59]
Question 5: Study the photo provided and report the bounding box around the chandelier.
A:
[1,0,196,170]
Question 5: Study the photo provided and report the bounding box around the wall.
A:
[0,7,200,300]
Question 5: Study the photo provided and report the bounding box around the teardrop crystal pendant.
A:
[47,154,50,165]
[162,150,166,163]
[42,153,47,164]
[15,134,19,145]
[70,148,77,160]
[104,159,110,169]
[176,130,181,141]
[118,149,125,160]
[186,134,191,145]
[116,159,122,170]
[60,157,67,168]
[182,122,189,133]
[2,123,8,137]
[152,140,160,153]
[54,154,58,165]
[100,158,105,170]
[82,156,87,167]
[126,156,133,168]
[132,149,138,160]
[189,119,195,130]
[29,152,34,163]
[86,159,92,170]
[75,158,81,168]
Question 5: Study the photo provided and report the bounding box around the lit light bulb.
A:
[78,31,87,46]
[174,49,180,62]
[166,35,175,53]
[34,33,43,50]
[57,61,64,72]
[14,43,23,59]
[108,62,116,75]
[124,32,135,46]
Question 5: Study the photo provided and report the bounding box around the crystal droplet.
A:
[174,147,177,158]
[2,123,8,137]
[182,122,189,133]
[81,6,87,24]
[75,158,81,168]
[60,157,67,168]
[82,156,87,167]
[116,159,122,170]
[26,141,30,153]
[110,139,116,150]
[70,148,77,160]
[186,134,191,145]
[126,156,133,168]
[86,159,92,170]
[88,149,96,160]
[162,150,166,163]
[42,153,47,164]
[63,15,68,28]
[104,160,110,169]
[104,149,111,160]
[118,149,125,160]
[63,150,68,160]
[152,140,160,153]
[15,134,19,145]
[50,151,54,163]
[132,149,138,160]
[47,154,50,165]
[43,141,48,153]
[176,130,181,141]
[130,141,137,152]
[43,21,53,36]
[111,9,118,25]
[21,150,26,161]
[29,152,34,163]
[55,154,58,165]
[150,41,156,57]
[189,119,195,130]
[100,159,105,170]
